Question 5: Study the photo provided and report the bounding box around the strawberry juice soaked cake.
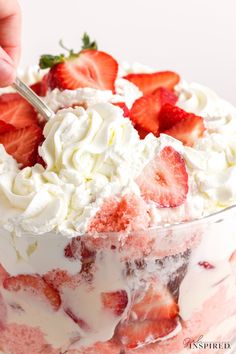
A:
[0,34,236,354]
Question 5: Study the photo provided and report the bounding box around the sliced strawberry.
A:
[136,146,188,207]
[130,94,161,135]
[135,125,149,139]
[0,125,43,167]
[0,93,22,103]
[0,264,9,285]
[0,120,15,134]
[132,282,179,321]
[30,74,49,97]
[198,261,215,270]
[123,71,180,95]
[159,103,193,131]
[130,88,178,135]
[164,115,205,147]
[43,270,72,290]
[47,50,118,91]
[101,290,128,316]
[3,274,61,311]
[0,99,38,130]
[113,102,130,117]
[65,307,90,330]
[116,318,178,349]
[153,87,178,106]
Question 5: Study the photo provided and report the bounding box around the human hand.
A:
[0,0,21,87]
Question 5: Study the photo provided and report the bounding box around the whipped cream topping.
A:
[44,78,142,112]
[0,102,162,236]
[0,64,236,237]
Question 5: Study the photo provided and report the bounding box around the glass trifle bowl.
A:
[1,35,236,354]
[0,206,236,354]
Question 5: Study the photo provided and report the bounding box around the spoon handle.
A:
[12,77,54,121]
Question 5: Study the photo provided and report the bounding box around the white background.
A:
[18,0,236,104]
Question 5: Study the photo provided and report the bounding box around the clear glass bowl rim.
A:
[17,204,236,239]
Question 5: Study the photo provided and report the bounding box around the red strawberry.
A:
[135,125,149,139]
[0,120,15,134]
[159,103,193,131]
[0,264,8,285]
[43,270,72,290]
[131,282,179,321]
[116,318,178,349]
[113,102,130,117]
[130,88,178,135]
[47,50,118,91]
[123,71,180,95]
[0,93,22,103]
[153,87,178,106]
[65,307,90,330]
[3,274,61,311]
[0,99,38,130]
[101,290,128,316]
[164,115,205,147]
[198,261,215,270]
[30,74,49,97]
[136,146,188,207]
[0,125,43,167]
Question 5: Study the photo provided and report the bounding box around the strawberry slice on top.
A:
[136,146,188,207]
[164,114,205,147]
[130,87,178,136]
[0,98,38,130]
[0,125,43,167]
[123,71,180,95]
[39,34,118,92]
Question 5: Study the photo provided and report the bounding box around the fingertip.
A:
[0,58,16,87]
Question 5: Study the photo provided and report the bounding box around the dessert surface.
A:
[0,35,236,354]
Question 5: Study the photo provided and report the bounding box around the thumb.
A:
[0,46,16,87]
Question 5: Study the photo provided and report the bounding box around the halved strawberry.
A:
[0,99,38,130]
[130,88,178,135]
[46,50,118,91]
[3,274,61,311]
[0,125,43,167]
[101,290,128,316]
[159,103,193,131]
[132,282,179,321]
[164,115,205,147]
[136,146,188,207]
[123,71,180,95]
[116,318,178,349]
[113,102,130,117]
[30,74,49,97]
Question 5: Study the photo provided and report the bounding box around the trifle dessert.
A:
[0,34,236,354]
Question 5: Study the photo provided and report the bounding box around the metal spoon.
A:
[12,76,54,121]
